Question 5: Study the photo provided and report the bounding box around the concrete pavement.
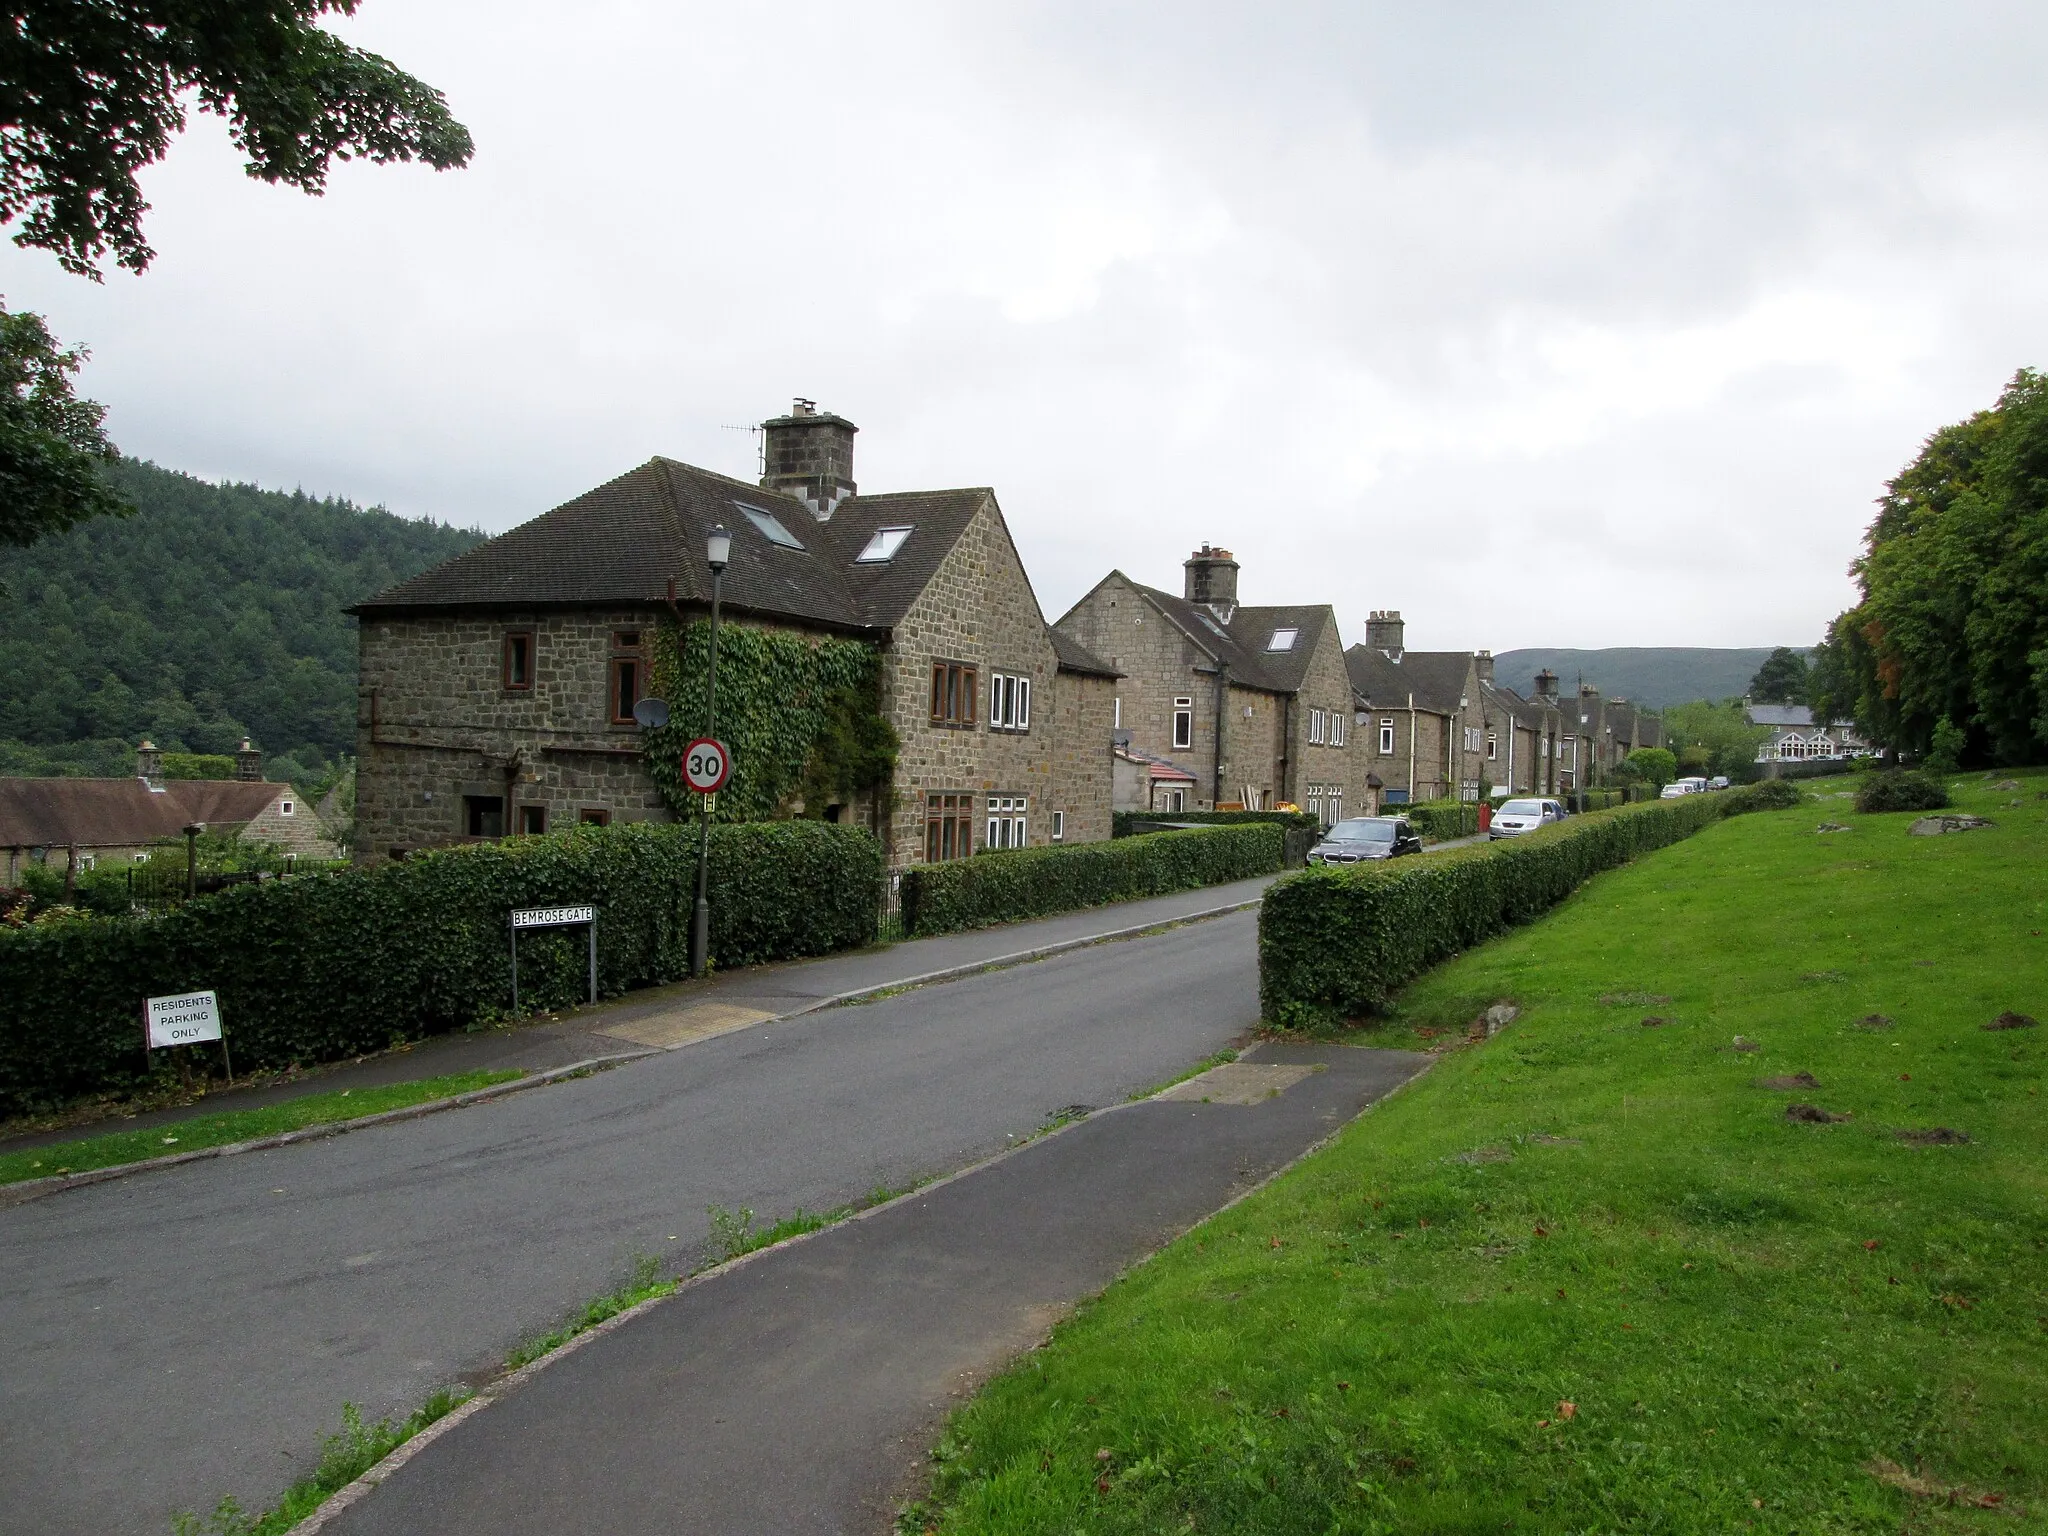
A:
[4,902,1282,1536]
[319,1043,1427,1536]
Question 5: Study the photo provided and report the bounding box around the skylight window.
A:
[855,526,913,563]
[734,502,805,551]
[1266,627,1299,651]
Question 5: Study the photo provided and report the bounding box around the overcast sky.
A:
[5,2,2046,652]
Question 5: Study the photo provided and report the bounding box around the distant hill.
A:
[0,460,481,783]
[1491,648,1810,710]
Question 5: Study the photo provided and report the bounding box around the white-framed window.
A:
[1306,783,1323,819]
[1326,788,1342,822]
[78,853,96,872]
[280,799,295,816]
[1485,734,1497,761]
[1308,708,1326,744]
[1170,788,1186,812]
[1112,696,1121,729]
[1332,712,1346,747]
[986,796,1027,849]
[1266,627,1298,651]
[989,672,1032,732]
[1379,720,1395,755]
[1173,697,1194,750]
[133,852,150,863]
[1052,810,1065,841]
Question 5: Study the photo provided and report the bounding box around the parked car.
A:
[1658,779,1707,798]
[1708,776,1730,790]
[1307,816,1422,864]
[1488,797,1567,839]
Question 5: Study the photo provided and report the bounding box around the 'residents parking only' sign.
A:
[146,991,222,1049]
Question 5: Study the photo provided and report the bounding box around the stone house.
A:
[1054,547,1370,827]
[1343,613,1495,807]
[1747,704,1866,765]
[1111,739,1200,814]
[349,403,1119,869]
[0,739,335,883]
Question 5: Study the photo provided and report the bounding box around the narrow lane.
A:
[2,910,1263,1536]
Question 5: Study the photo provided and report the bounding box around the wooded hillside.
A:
[0,460,480,784]
[1492,646,1808,709]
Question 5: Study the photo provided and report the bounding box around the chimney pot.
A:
[234,739,264,782]
[1366,610,1405,660]
[135,739,162,782]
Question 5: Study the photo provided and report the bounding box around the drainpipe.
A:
[1197,663,1227,809]
[1278,694,1292,805]
[1406,693,1417,806]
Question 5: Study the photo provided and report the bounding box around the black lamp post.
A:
[690,525,730,978]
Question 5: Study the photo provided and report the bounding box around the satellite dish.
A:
[632,697,670,729]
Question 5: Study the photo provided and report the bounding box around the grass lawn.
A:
[914,771,2048,1534]
[0,1068,523,1186]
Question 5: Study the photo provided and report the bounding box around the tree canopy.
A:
[0,458,479,782]
[1,0,473,277]
[0,301,129,546]
[1659,699,1769,778]
[1745,646,1808,705]
[1811,368,2048,765]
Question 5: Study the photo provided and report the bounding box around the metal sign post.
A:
[508,904,599,1017]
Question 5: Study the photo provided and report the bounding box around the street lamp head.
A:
[705,524,731,574]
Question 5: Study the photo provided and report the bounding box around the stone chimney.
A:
[1475,650,1495,686]
[760,398,858,521]
[1366,610,1405,661]
[234,738,263,782]
[135,739,162,782]
[1183,545,1239,622]
[1533,669,1559,700]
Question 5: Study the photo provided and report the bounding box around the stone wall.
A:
[1059,574,1223,805]
[355,608,674,861]
[879,499,1109,867]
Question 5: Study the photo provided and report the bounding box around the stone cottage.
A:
[1343,613,1495,807]
[349,403,1119,868]
[0,739,335,883]
[1054,547,1371,827]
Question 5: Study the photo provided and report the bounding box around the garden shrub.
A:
[1110,809,1318,837]
[0,819,882,1115]
[901,823,1283,937]
[1853,770,1952,814]
[1259,794,1736,1028]
[1724,778,1801,812]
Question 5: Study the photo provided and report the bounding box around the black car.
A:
[1306,816,1423,865]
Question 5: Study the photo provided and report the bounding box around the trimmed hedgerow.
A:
[1110,809,1319,838]
[0,819,881,1116]
[901,824,1284,938]
[1259,793,1748,1028]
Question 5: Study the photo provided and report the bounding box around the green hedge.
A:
[901,824,1284,937]
[0,820,882,1115]
[1111,808,1318,837]
[1259,791,1760,1028]
[1854,770,1951,813]
[1401,800,1481,839]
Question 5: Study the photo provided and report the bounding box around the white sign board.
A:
[510,904,597,930]
[147,991,222,1049]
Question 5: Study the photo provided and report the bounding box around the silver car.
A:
[1488,797,1566,839]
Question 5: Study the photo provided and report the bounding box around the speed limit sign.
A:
[681,738,732,794]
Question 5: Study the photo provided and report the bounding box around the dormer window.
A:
[1265,628,1298,652]
[735,501,805,550]
[856,526,913,563]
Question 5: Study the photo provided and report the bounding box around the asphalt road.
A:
[4,908,1271,1536]
[324,1043,1426,1536]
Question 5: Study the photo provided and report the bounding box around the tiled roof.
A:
[1746,704,1814,727]
[352,460,1015,636]
[1344,646,1473,715]
[1120,581,1335,693]
[0,779,285,851]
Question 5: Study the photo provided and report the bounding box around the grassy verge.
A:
[173,1391,471,1536]
[1,1068,524,1185]
[911,770,2048,1533]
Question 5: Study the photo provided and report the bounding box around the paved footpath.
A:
[4,885,1285,1536]
[322,1043,1426,1536]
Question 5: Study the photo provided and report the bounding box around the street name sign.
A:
[510,904,597,930]
[146,991,222,1048]
[682,738,732,794]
